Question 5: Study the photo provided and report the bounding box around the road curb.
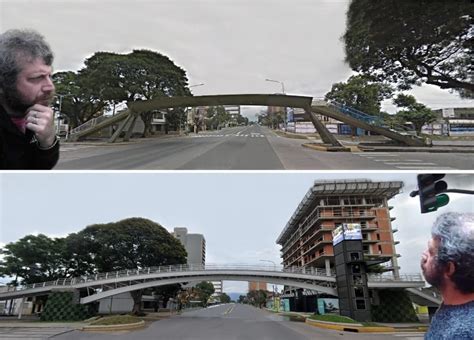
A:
[302,143,351,152]
[82,320,145,332]
[305,318,395,333]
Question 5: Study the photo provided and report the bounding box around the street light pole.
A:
[55,93,73,135]
[265,78,285,94]
[265,79,287,130]
[259,259,278,311]
[259,259,276,271]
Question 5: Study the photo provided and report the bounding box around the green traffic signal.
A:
[425,194,450,212]
[437,193,449,208]
[417,174,450,214]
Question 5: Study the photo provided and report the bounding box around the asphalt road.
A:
[49,304,424,340]
[55,126,473,170]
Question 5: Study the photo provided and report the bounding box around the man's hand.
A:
[25,104,56,148]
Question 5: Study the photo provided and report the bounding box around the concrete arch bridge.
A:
[0,264,425,305]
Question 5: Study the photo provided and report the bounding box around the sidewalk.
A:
[0,321,88,329]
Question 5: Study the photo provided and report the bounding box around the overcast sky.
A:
[1,172,473,293]
[1,0,472,120]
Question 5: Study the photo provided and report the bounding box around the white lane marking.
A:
[385,162,437,165]
[189,134,264,138]
[396,166,457,169]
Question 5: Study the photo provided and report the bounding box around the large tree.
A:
[52,71,109,129]
[343,0,473,97]
[393,94,437,135]
[78,50,191,136]
[74,217,187,314]
[325,75,393,115]
[206,106,230,130]
[247,289,267,308]
[195,281,215,306]
[0,234,80,285]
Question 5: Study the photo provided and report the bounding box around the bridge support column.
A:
[325,259,331,276]
[109,114,133,143]
[123,114,139,142]
[17,297,25,319]
[305,106,342,147]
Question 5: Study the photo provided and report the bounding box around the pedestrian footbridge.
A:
[68,94,427,147]
[0,264,425,305]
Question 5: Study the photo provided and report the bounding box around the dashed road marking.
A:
[190,134,265,138]
[355,152,458,170]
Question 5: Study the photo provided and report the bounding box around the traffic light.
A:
[416,174,450,214]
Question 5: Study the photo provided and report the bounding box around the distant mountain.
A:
[227,292,245,301]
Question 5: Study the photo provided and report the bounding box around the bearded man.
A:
[421,212,474,339]
[0,29,59,169]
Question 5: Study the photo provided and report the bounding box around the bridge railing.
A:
[2,264,424,293]
[367,273,424,282]
[325,100,417,135]
[2,264,333,292]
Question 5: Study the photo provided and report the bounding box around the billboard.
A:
[332,223,362,245]
[343,223,362,241]
[332,225,344,245]
[317,298,340,315]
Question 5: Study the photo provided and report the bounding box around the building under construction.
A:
[276,179,405,313]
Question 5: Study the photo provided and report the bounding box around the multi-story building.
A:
[277,179,403,278]
[248,281,268,292]
[212,281,223,295]
[172,227,206,266]
[224,105,241,126]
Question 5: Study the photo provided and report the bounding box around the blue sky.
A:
[1,172,472,293]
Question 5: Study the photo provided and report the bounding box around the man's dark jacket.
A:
[0,106,59,169]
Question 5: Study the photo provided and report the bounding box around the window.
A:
[350,252,361,261]
[352,275,363,285]
[354,287,364,298]
[356,299,366,310]
[351,264,361,274]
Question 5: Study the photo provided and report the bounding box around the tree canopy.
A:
[393,94,437,135]
[247,289,267,308]
[0,234,83,285]
[53,50,192,132]
[219,293,231,303]
[1,217,187,315]
[325,75,392,115]
[343,0,473,97]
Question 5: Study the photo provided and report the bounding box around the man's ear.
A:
[445,261,456,279]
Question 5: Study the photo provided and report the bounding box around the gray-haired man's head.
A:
[421,212,474,294]
[0,29,55,115]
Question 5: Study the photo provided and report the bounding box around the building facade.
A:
[277,179,403,278]
[172,227,206,266]
[248,281,268,292]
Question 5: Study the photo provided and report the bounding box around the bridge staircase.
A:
[311,100,428,147]
[67,109,131,142]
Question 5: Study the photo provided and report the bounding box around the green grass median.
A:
[308,314,359,324]
[91,315,142,326]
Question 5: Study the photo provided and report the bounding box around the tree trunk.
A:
[140,112,153,138]
[130,290,143,315]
